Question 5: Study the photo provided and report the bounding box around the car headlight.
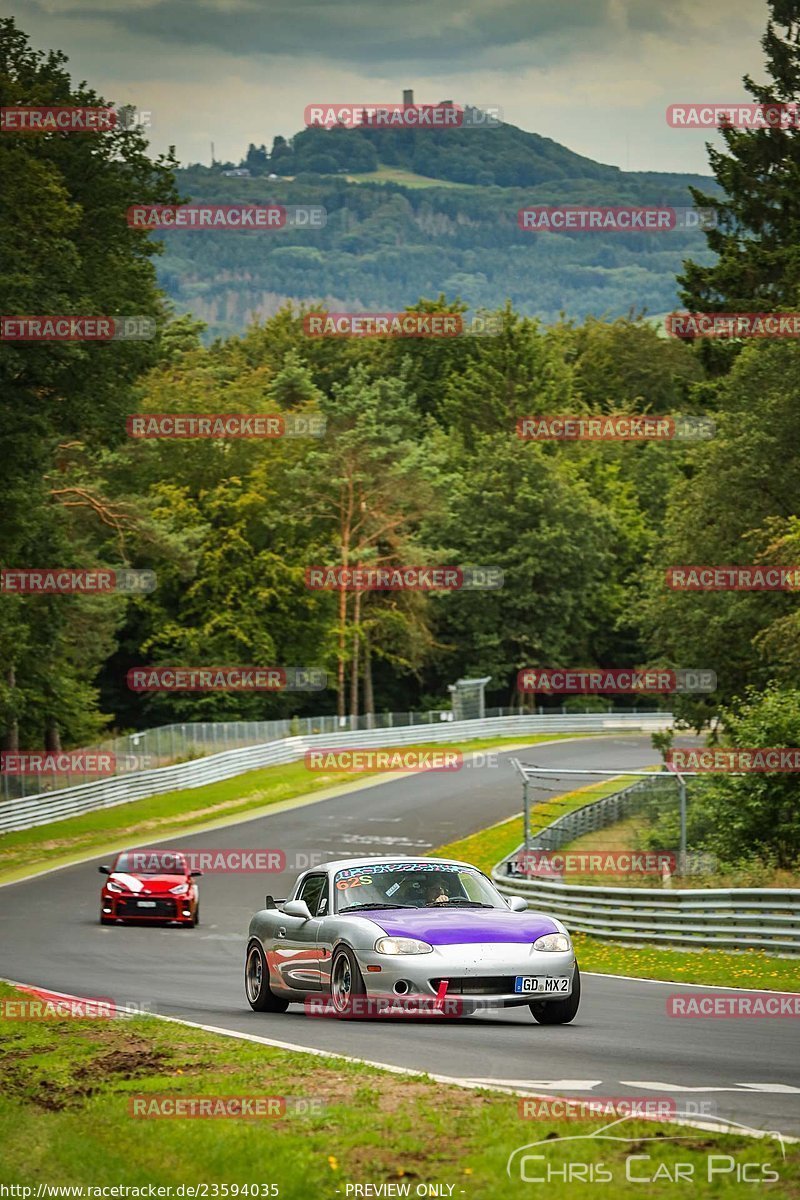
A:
[374,937,433,955]
[106,880,126,893]
[533,933,571,953]
[169,883,189,895]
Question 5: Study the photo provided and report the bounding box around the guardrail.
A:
[1,704,664,800]
[493,783,800,954]
[529,778,663,850]
[0,711,672,834]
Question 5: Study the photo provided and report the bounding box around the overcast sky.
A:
[5,0,770,174]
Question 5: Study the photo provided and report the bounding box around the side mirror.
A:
[507,895,528,912]
[190,870,202,877]
[98,865,111,875]
[282,899,313,920]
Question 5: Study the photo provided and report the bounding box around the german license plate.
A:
[514,976,570,994]
[137,900,157,908]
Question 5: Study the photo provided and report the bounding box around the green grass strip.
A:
[0,982,791,1196]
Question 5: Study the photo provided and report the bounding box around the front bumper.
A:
[352,942,576,1006]
[102,895,194,922]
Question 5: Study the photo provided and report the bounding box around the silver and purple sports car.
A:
[245,856,580,1023]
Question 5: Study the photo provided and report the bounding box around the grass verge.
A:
[431,782,800,993]
[0,982,792,1197]
[0,733,594,886]
[344,166,474,188]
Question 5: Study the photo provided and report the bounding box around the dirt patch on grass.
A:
[0,1062,97,1112]
[73,1047,172,1081]
[0,1025,180,1111]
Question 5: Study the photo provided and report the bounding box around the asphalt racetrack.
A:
[1,735,798,1138]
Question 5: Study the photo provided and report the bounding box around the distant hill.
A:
[242,109,629,187]
[229,107,714,190]
[157,112,718,339]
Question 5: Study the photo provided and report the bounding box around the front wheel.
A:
[245,941,289,1012]
[530,963,581,1025]
[330,946,366,1018]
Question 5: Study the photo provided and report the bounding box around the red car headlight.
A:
[106,880,127,894]
[169,883,190,895]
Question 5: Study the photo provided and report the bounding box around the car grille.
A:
[430,976,517,996]
[117,898,177,917]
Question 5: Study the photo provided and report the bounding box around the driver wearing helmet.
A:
[424,877,450,905]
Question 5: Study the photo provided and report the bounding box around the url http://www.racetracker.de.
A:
[0,1188,280,1198]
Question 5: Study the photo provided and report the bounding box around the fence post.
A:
[678,776,687,874]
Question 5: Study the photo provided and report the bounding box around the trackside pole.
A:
[677,774,688,874]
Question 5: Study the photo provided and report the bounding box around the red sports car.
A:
[98,850,202,926]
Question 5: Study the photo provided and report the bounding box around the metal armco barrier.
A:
[0,712,671,833]
[529,778,661,850]
[493,783,800,954]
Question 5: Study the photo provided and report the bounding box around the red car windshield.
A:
[114,851,187,876]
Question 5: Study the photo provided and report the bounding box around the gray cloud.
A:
[28,0,691,72]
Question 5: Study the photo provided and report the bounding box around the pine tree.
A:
[679,1,800,313]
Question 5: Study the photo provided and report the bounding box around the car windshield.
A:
[333,862,503,913]
[114,851,186,875]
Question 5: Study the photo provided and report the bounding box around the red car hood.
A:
[108,872,188,893]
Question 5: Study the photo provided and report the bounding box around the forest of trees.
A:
[157,165,718,339]
[160,91,721,339]
[2,2,800,866]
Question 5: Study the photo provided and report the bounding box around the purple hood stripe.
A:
[362,907,559,945]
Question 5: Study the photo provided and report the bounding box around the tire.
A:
[100,915,114,925]
[530,963,581,1025]
[330,946,367,1018]
[194,904,199,927]
[245,941,289,1012]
